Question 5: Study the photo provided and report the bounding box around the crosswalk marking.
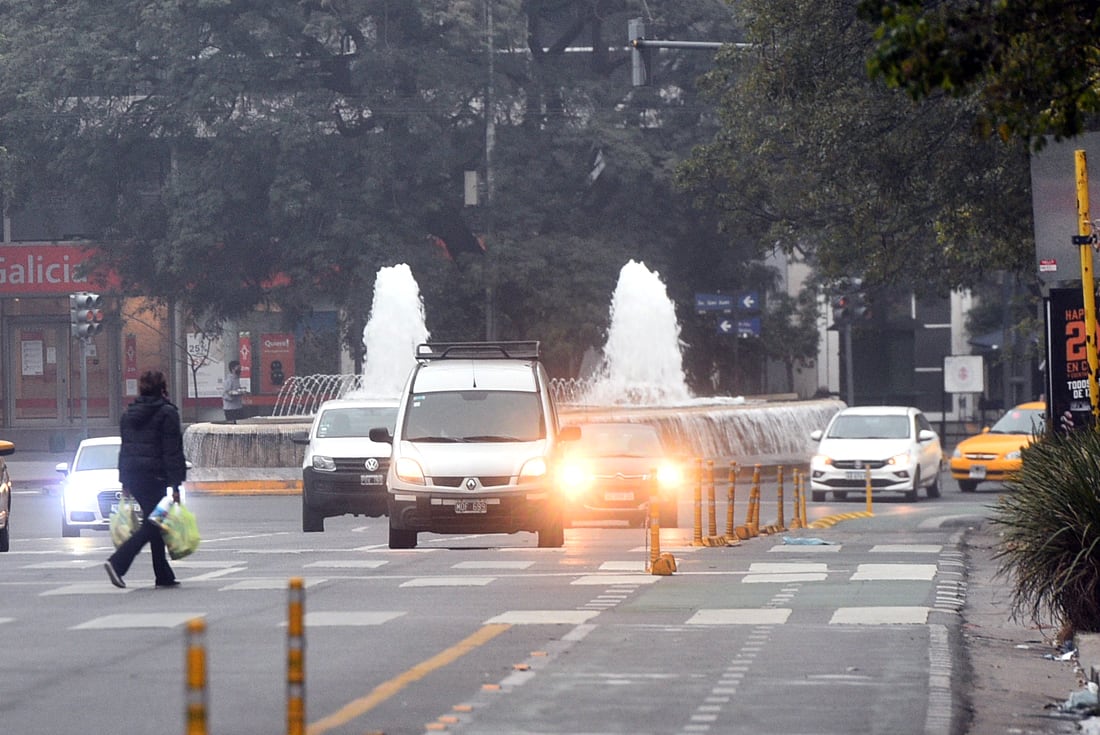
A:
[23,560,102,569]
[599,561,647,571]
[870,544,942,553]
[571,574,660,585]
[451,560,533,570]
[304,560,388,569]
[72,612,204,630]
[686,609,791,625]
[484,610,600,625]
[851,563,937,581]
[41,583,133,596]
[830,606,930,625]
[221,578,326,591]
[302,611,404,626]
[400,576,495,587]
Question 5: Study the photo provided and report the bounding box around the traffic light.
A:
[850,291,871,321]
[831,294,850,323]
[69,292,104,338]
[629,18,650,87]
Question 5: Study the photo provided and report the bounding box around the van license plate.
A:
[360,474,383,486]
[605,491,634,501]
[454,499,488,514]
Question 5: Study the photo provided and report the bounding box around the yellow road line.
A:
[307,623,512,734]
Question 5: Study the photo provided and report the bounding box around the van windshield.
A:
[317,407,398,438]
[404,391,544,442]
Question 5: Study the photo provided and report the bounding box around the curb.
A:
[185,480,301,496]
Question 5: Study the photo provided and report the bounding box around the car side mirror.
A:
[810,429,823,442]
[55,462,69,475]
[290,430,310,445]
[917,429,936,442]
[369,427,393,443]
[559,425,581,442]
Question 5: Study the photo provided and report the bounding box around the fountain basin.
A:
[181,399,844,494]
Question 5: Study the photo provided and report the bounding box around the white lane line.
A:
[571,575,660,585]
[220,578,326,591]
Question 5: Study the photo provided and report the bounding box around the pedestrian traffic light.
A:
[69,292,104,338]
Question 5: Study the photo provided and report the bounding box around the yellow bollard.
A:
[185,618,208,735]
[287,577,306,735]
[692,458,704,546]
[800,471,808,527]
[865,466,873,514]
[748,465,762,537]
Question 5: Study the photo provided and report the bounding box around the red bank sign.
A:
[0,244,113,295]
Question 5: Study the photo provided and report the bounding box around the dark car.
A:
[0,439,14,551]
[556,422,683,527]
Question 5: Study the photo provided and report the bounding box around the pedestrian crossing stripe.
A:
[304,560,388,569]
[484,610,601,625]
[72,612,205,630]
[299,611,405,626]
[829,606,930,625]
[851,563,937,581]
[400,576,495,587]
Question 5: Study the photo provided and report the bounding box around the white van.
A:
[295,398,398,532]
[369,342,577,549]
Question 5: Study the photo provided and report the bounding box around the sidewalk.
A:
[5,451,68,493]
[962,524,1087,733]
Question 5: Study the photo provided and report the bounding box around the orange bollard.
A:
[692,458,704,546]
[648,472,675,574]
[287,577,306,735]
[185,618,207,735]
[865,466,873,514]
[724,462,738,541]
[800,471,808,526]
[706,459,717,538]
[748,464,762,536]
[788,469,803,529]
[775,466,786,531]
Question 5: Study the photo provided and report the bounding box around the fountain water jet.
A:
[352,263,430,399]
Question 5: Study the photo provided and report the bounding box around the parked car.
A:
[0,439,14,551]
[56,436,122,537]
[809,405,943,502]
[949,401,1046,492]
[293,398,399,532]
[556,422,683,527]
[371,341,574,549]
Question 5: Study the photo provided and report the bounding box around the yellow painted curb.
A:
[186,480,302,496]
[807,510,873,529]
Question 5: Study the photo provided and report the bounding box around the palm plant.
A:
[992,427,1100,634]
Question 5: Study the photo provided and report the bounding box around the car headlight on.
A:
[557,460,591,500]
[394,457,426,485]
[811,454,834,468]
[312,456,337,472]
[656,462,683,490]
[887,452,911,467]
[519,456,548,482]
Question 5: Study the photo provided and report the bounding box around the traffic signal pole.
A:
[1075,151,1100,425]
[79,337,89,440]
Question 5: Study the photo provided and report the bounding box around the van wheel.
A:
[302,499,324,533]
[389,525,417,549]
[538,515,565,548]
[62,518,80,538]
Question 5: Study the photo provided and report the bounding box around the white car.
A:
[809,405,943,502]
[57,436,122,537]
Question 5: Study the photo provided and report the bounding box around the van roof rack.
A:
[416,341,540,361]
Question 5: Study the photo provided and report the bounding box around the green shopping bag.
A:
[158,502,200,560]
[109,495,141,548]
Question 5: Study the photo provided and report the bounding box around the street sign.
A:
[695,293,733,313]
[943,355,984,393]
[717,317,760,337]
[736,291,760,312]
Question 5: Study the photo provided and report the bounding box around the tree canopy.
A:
[858,0,1100,147]
[678,0,1035,297]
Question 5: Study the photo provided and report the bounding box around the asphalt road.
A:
[3,478,1003,734]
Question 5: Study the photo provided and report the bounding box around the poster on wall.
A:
[238,332,253,392]
[259,333,294,394]
[1046,288,1094,431]
[186,332,226,398]
[124,333,138,396]
[20,337,43,376]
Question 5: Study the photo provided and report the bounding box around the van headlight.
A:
[557,460,592,500]
[519,457,548,482]
[312,456,337,472]
[394,457,426,485]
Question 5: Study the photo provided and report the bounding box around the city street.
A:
[0,478,1061,734]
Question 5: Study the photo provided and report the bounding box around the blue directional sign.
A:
[695,293,733,313]
[736,291,761,313]
[717,317,761,337]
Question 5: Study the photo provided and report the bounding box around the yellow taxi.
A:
[950,401,1045,492]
